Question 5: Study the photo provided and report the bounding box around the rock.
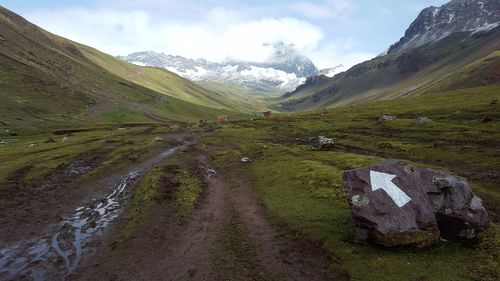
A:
[0,140,8,144]
[28,143,37,147]
[378,115,397,122]
[117,127,127,131]
[153,136,165,142]
[343,160,489,247]
[416,117,431,125]
[481,116,493,123]
[241,157,252,163]
[44,137,56,143]
[62,137,69,142]
[128,154,139,162]
[309,136,334,151]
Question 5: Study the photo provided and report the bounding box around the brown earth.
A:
[0,132,186,246]
[74,148,333,281]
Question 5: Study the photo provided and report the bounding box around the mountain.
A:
[389,0,500,53]
[279,0,500,111]
[0,6,252,130]
[319,65,347,78]
[120,42,319,93]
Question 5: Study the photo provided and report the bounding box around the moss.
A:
[202,86,500,280]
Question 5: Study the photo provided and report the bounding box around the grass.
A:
[0,7,252,130]
[117,146,204,241]
[202,85,500,281]
[0,125,177,187]
[279,30,500,111]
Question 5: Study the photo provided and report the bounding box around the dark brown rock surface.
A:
[343,160,490,247]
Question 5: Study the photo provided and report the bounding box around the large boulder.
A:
[309,136,334,151]
[343,160,489,247]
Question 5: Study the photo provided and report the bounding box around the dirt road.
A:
[75,151,333,281]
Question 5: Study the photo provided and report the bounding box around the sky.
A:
[0,0,450,69]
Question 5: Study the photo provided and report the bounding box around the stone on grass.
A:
[343,160,489,247]
[309,136,334,151]
[0,140,7,144]
[378,115,397,122]
[153,136,165,142]
[416,117,431,125]
[241,157,252,163]
[62,137,69,142]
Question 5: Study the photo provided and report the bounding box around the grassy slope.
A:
[0,6,248,130]
[280,29,500,111]
[204,85,500,281]
[81,46,263,113]
[195,81,276,111]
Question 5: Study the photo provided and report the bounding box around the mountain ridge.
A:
[119,42,343,93]
[279,0,500,111]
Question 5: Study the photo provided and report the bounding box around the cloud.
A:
[24,7,323,63]
[22,2,370,69]
[304,40,376,69]
[290,0,355,19]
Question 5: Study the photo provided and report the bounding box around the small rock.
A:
[241,157,252,163]
[117,127,127,131]
[416,117,431,125]
[28,143,37,147]
[153,136,165,142]
[0,140,7,144]
[309,136,334,151]
[44,137,56,143]
[481,116,493,123]
[128,154,139,162]
[62,137,69,142]
[378,115,397,122]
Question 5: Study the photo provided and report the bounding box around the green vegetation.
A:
[0,6,255,131]
[280,30,500,111]
[203,85,500,281]
[0,125,176,185]
[117,147,204,241]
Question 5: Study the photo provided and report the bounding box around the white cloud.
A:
[290,0,354,19]
[304,40,376,69]
[22,2,370,69]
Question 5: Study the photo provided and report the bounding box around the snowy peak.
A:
[262,41,318,77]
[119,42,324,93]
[319,65,347,78]
[389,0,500,53]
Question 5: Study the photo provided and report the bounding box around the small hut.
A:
[217,115,230,123]
[262,111,272,118]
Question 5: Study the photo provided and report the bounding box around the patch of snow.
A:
[448,13,455,23]
[472,21,500,33]
[130,61,146,66]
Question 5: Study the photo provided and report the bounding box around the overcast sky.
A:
[1,0,449,69]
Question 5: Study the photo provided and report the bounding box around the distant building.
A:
[217,115,230,123]
[262,111,272,118]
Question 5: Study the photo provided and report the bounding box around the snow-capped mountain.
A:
[319,65,347,78]
[119,42,320,92]
[389,0,500,53]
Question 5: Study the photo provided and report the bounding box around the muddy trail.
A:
[77,152,333,281]
[0,142,191,281]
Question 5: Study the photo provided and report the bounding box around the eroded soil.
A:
[75,148,333,281]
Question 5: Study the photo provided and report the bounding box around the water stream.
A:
[0,145,185,281]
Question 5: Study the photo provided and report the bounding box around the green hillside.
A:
[206,85,500,280]
[280,28,500,111]
[0,6,248,130]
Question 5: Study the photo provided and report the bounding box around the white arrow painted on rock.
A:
[370,171,411,208]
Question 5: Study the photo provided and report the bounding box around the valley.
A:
[0,0,499,280]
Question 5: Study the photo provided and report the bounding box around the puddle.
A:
[0,144,187,281]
